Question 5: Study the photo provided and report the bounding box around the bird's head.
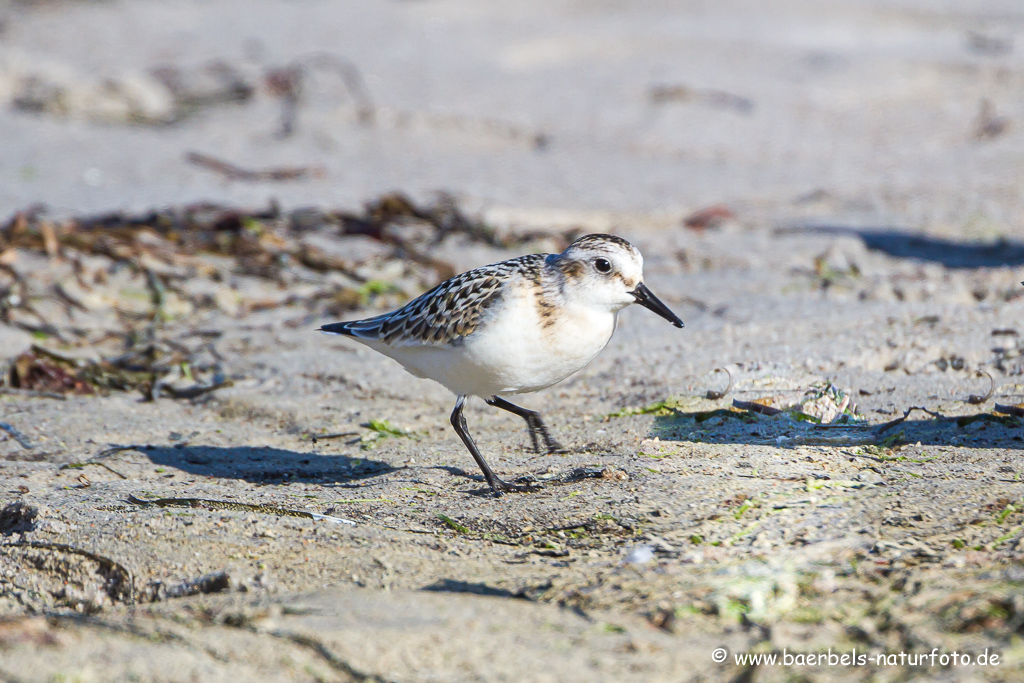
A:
[552,234,684,328]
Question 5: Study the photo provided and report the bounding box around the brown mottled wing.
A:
[321,254,546,347]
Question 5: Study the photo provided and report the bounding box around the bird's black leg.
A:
[486,396,564,454]
[450,395,530,495]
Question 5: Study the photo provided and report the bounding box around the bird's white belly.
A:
[361,286,616,397]
[457,292,615,396]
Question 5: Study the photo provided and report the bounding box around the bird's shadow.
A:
[418,464,489,493]
[789,226,1024,268]
[422,579,522,599]
[649,410,1024,449]
[138,445,396,485]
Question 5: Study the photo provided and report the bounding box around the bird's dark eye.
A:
[594,258,612,274]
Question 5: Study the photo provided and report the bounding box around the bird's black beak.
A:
[631,283,684,328]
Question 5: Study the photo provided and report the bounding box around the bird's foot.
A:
[488,475,542,495]
[527,430,565,455]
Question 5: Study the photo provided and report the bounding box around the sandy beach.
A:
[1,1,1024,681]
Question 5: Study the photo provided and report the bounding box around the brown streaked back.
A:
[321,253,549,346]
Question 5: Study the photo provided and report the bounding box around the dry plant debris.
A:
[0,193,573,399]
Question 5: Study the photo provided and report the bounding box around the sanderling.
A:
[321,233,684,494]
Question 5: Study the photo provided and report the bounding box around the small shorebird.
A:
[321,234,684,494]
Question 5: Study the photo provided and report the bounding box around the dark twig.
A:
[678,295,708,311]
[154,378,233,400]
[875,406,949,434]
[264,64,303,138]
[264,630,394,683]
[995,404,1024,418]
[301,53,376,126]
[731,399,783,416]
[649,84,753,114]
[706,367,733,400]
[967,370,995,405]
[0,422,33,450]
[160,571,233,599]
[91,445,148,461]
[308,431,359,444]
[265,54,375,138]
[185,151,325,182]
[60,461,128,480]
[972,99,1010,140]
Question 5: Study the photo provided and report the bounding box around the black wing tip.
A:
[320,322,353,335]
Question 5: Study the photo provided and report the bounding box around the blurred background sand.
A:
[1,0,1022,229]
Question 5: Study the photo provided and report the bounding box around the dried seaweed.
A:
[0,194,567,401]
[4,341,231,401]
[8,348,99,395]
[1,193,563,303]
